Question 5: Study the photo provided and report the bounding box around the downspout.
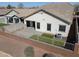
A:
[75,16,79,43]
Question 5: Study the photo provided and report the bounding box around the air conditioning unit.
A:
[55,34,62,39]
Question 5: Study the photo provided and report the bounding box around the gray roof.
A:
[17,2,74,24]
[0,9,11,16]
[39,2,74,24]
[14,9,39,17]
[0,2,74,24]
[0,9,19,16]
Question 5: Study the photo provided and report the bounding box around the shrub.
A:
[30,35,65,47]
[53,40,64,47]
[42,33,54,38]
[24,46,34,57]
[30,35,39,40]
[39,36,52,44]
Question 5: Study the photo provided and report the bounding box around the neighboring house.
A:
[24,3,74,38]
[0,9,39,24]
[0,9,20,24]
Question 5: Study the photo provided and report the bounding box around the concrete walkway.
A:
[0,51,12,57]
[4,23,25,33]
[3,23,42,39]
[12,27,42,38]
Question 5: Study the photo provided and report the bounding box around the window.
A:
[14,18,19,23]
[47,24,51,31]
[37,22,40,29]
[59,25,66,32]
[8,17,13,23]
[20,18,24,23]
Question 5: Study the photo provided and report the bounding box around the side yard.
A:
[0,21,66,48]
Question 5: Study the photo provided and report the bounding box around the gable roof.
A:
[5,9,19,15]
[39,2,74,24]
[0,9,19,16]
[11,15,19,18]
[24,9,70,25]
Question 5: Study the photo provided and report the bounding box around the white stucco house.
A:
[0,9,21,24]
[24,9,71,38]
[24,3,74,38]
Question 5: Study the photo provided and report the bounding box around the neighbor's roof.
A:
[0,9,11,16]
[14,9,39,18]
[0,8,38,18]
[0,9,19,16]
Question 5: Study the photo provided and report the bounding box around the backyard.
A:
[0,22,65,47]
[30,33,65,47]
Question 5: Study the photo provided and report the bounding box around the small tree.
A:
[18,3,24,8]
[24,46,34,57]
[7,4,12,9]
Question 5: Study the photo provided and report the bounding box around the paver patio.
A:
[0,31,79,57]
[0,32,45,57]
[0,31,59,57]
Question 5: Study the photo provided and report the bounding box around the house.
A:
[0,9,21,24]
[24,3,74,38]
